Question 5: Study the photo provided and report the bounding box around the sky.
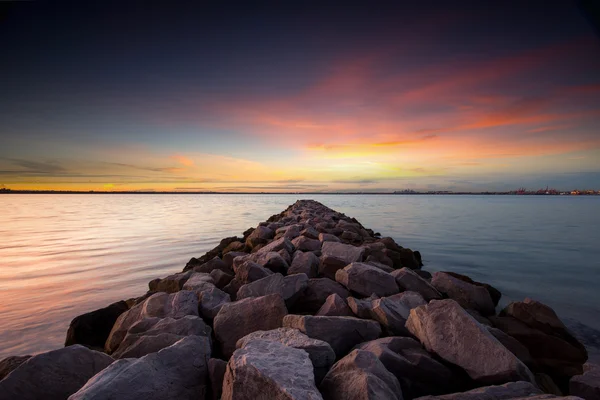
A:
[1,1,599,192]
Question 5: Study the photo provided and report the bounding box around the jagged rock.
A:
[223,278,243,301]
[486,326,533,366]
[319,233,341,243]
[236,327,335,371]
[245,225,274,249]
[0,355,31,381]
[371,291,427,335]
[223,251,247,268]
[319,242,365,279]
[198,286,231,319]
[278,248,292,265]
[347,295,377,319]
[316,293,354,316]
[209,358,228,400]
[570,363,600,400]
[193,256,232,274]
[0,345,113,400]
[222,339,323,400]
[444,272,501,306]
[69,336,211,400]
[65,300,129,349]
[112,315,212,358]
[256,237,294,255]
[181,272,215,292]
[494,299,588,380]
[149,270,193,293]
[236,273,307,308]
[210,269,234,289]
[291,278,350,313]
[214,294,288,358]
[222,240,245,255]
[431,272,495,316]
[292,235,322,252]
[335,262,399,297]
[234,260,273,284]
[282,273,309,307]
[392,268,442,301]
[105,291,198,354]
[320,349,403,400]
[283,315,381,357]
[413,381,542,400]
[282,224,302,240]
[301,227,320,239]
[289,251,319,278]
[406,299,534,385]
[356,337,455,398]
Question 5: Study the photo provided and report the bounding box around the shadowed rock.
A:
[413,381,542,400]
[0,355,31,381]
[371,291,427,335]
[222,339,323,400]
[208,358,227,400]
[69,336,211,400]
[193,256,232,274]
[149,270,194,293]
[570,362,600,400]
[289,251,320,277]
[335,262,399,297]
[65,300,129,349]
[210,269,234,289]
[347,295,378,319]
[316,293,354,317]
[432,272,495,316]
[443,272,501,306]
[237,273,308,308]
[318,233,341,243]
[234,260,273,284]
[245,225,274,249]
[292,236,322,252]
[319,242,366,279]
[392,268,442,301]
[292,278,350,313]
[0,345,113,400]
[406,299,535,385]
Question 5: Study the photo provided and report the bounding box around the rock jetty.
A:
[0,200,596,400]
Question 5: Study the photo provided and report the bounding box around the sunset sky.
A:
[1,1,599,192]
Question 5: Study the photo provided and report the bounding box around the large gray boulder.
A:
[198,286,231,319]
[291,236,322,252]
[213,294,288,358]
[69,336,211,400]
[335,262,399,297]
[319,242,366,279]
[320,349,403,400]
[431,272,495,316]
[283,315,381,357]
[182,272,215,292]
[570,363,600,400]
[105,291,198,354]
[292,278,350,313]
[289,251,320,277]
[371,291,427,335]
[222,339,323,400]
[392,268,442,301]
[406,299,535,385]
[413,381,542,400]
[0,345,113,400]
[356,337,455,399]
[111,315,212,359]
[316,293,354,317]
[236,328,335,371]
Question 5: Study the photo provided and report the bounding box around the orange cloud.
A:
[171,155,194,167]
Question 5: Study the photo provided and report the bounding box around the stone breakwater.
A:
[0,199,598,400]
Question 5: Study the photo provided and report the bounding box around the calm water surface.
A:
[1,194,599,360]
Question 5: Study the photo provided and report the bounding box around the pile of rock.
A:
[0,200,597,400]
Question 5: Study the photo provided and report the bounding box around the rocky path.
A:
[0,200,598,400]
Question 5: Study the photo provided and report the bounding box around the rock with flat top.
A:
[406,299,535,385]
[69,336,211,400]
[318,233,341,243]
[0,345,113,400]
[319,241,365,279]
[234,260,273,284]
[182,273,215,293]
[335,262,399,297]
[222,339,322,400]
[443,272,501,306]
[432,272,495,316]
[236,273,307,308]
[105,291,198,354]
[256,237,294,255]
[347,295,378,319]
[392,268,442,301]
[289,251,319,277]
[292,236,322,252]
[283,314,381,357]
[316,293,354,317]
[213,294,288,358]
[371,291,426,335]
[320,349,403,400]
[413,381,542,400]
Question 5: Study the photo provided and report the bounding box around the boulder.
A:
[431,272,495,316]
[278,248,292,265]
[283,315,381,357]
[245,225,274,249]
[252,251,289,274]
[301,227,320,239]
[105,291,198,354]
[193,256,232,274]
[183,236,241,271]
[406,299,535,385]
[222,339,323,400]
[347,295,377,319]
[234,260,273,284]
[0,355,31,381]
[210,269,234,289]
[319,242,365,279]
[222,278,243,301]
[288,251,319,277]
[335,262,399,297]
[392,268,442,301]
[213,294,288,358]
[149,270,193,293]
[371,291,427,335]
[319,233,341,243]
[281,273,309,307]
[65,300,129,349]
[208,358,228,400]
[112,315,212,359]
[570,362,600,400]
[236,273,307,308]
[282,224,302,240]
[415,270,433,280]
[486,326,533,366]
[236,327,335,371]
[291,278,350,313]
[316,293,354,317]
[198,286,231,319]
[181,273,215,293]
[222,241,245,255]
[69,336,211,400]
[256,237,294,255]
[0,345,113,400]
[223,251,247,269]
[443,272,502,306]
[413,381,542,400]
[356,337,455,398]
[291,236,322,252]
[366,260,395,273]
[320,349,403,400]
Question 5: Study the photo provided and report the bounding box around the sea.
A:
[1,194,599,360]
